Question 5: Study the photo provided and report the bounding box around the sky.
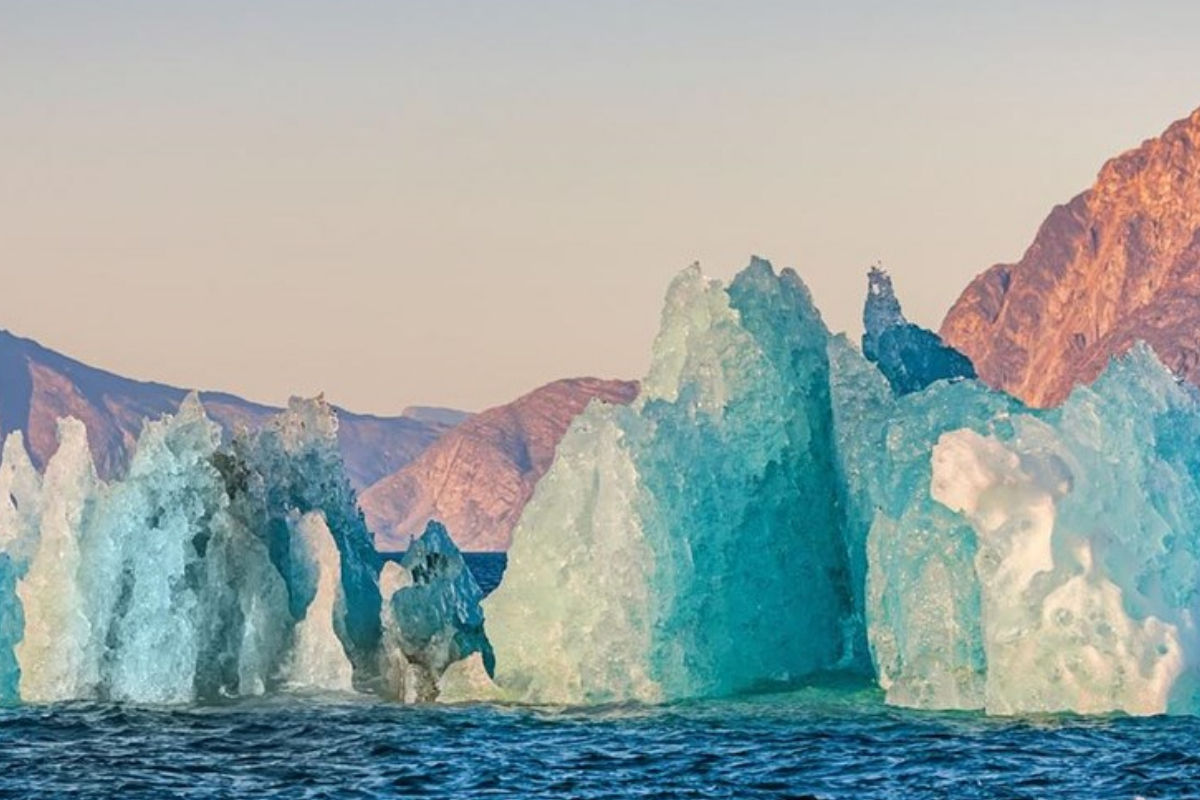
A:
[3,1,1200,413]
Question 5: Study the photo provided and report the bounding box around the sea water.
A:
[2,688,1196,799]
[3,555,1196,799]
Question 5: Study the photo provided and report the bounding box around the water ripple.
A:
[1,689,1197,798]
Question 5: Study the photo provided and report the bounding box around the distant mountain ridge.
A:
[361,377,639,552]
[0,328,452,488]
[0,328,635,552]
[401,406,472,428]
[942,107,1200,406]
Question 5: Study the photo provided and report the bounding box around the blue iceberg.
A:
[378,521,493,701]
[484,259,1200,716]
[484,259,855,703]
[0,394,487,704]
[839,328,1200,714]
[862,266,975,395]
[3,256,1200,718]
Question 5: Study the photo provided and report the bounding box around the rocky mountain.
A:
[0,329,452,488]
[401,406,472,428]
[942,107,1200,407]
[0,328,637,552]
[360,377,639,552]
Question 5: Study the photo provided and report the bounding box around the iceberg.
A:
[482,259,1200,716]
[3,255,1200,718]
[925,347,1200,714]
[846,340,1200,714]
[282,511,354,692]
[0,430,44,700]
[842,355,1014,710]
[80,395,230,703]
[0,431,42,566]
[0,392,485,704]
[483,259,855,703]
[219,396,383,679]
[16,418,96,702]
[862,266,975,395]
[378,521,492,701]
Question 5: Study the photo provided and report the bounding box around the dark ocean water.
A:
[5,555,1197,799]
[3,686,1198,799]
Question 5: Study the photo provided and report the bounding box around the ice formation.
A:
[479,258,1200,716]
[0,431,42,700]
[5,255,1200,718]
[838,330,1200,715]
[283,512,354,691]
[923,348,1200,714]
[218,396,384,678]
[0,394,487,704]
[378,521,493,701]
[862,266,975,395]
[834,353,1015,710]
[484,259,854,703]
[16,419,96,702]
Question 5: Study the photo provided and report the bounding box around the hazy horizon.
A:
[4,1,1200,413]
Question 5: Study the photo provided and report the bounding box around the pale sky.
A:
[3,1,1199,413]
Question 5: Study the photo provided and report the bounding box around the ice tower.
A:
[484,259,855,703]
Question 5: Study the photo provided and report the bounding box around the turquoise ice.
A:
[486,259,1200,716]
[2,257,1200,716]
[0,395,488,703]
[841,330,1200,714]
[378,520,493,701]
[484,259,855,703]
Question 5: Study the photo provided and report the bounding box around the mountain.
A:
[401,406,472,427]
[360,377,639,552]
[0,328,637,553]
[0,329,452,488]
[942,107,1200,407]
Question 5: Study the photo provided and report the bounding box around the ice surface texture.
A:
[836,337,1200,715]
[486,258,1200,716]
[0,396,489,704]
[862,266,975,395]
[5,256,1200,717]
[485,259,854,703]
[378,520,493,702]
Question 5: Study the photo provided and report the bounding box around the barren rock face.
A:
[942,107,1200,407]
[360,378,639,552]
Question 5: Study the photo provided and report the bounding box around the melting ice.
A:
[5,257,1200,718]
[0,396,491,704]
[482,259,1200,716]
[485,260,852,703]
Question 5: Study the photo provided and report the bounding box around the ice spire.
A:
[861,265,976,394]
